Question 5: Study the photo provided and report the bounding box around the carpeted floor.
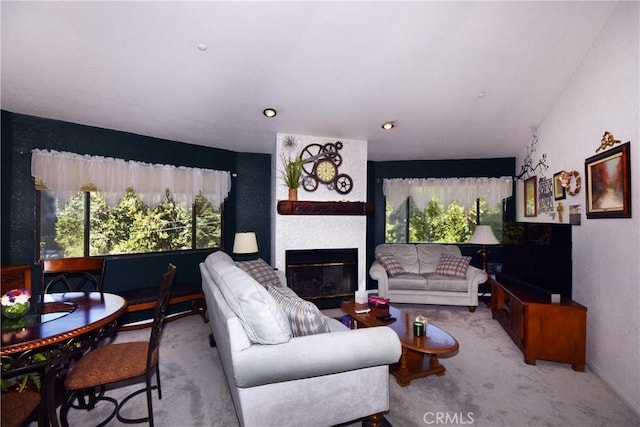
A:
[57,303,639,427]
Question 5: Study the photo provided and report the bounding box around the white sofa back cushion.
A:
[205,250,236,283]
[417,244,461,273]
[216,260,293,345]
[375,244,419,274]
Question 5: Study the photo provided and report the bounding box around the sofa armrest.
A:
[369,261,390,297]
[232,326,401,388]
[466,265,488,290]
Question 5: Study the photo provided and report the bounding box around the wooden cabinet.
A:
[489,277,586,371]
[1,264,33,294]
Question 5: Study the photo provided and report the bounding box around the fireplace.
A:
[285,248,358,309]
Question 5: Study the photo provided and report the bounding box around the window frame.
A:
[384,196,505,244]
[34,188,224,261]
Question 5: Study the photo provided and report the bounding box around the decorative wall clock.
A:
[299,141,353,194]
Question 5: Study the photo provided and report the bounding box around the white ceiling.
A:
[1,1,617,161]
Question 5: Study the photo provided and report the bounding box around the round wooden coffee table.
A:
[341,300,459,387]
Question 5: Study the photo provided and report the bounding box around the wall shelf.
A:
[277,201,374,216]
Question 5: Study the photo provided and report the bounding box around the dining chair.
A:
[41,257,106,294]
[59,263,176,427]
[1,391,42,427]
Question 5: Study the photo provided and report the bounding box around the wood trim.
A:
[277,200,374,216]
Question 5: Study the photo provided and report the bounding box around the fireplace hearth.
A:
[286,248,358,309]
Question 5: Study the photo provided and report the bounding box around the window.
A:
[383,177,512,244]
[32,149,231,260]
[38,188,222,259]
[385,197,504,244]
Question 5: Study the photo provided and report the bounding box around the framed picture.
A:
[584,142,631,219]
[553,171,566,200]
[524,175,537,217]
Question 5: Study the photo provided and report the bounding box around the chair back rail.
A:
[41,257,106,293]
[148,264,176,369]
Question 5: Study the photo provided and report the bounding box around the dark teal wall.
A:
[0,110,268,267]
[234,153,272,263]
[2,110,516,294]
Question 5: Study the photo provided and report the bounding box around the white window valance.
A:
[31,149,232,209]
[383,177,513,211]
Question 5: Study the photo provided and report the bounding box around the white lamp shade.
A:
[233,232,258,254]
[469,225,500,245]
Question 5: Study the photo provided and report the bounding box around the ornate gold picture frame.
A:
[585,142,631,219]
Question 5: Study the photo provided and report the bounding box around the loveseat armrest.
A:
[466,265,488,290]
[369,261,390,297]
[233,326,401,388]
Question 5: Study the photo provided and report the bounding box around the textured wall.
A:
[0,111,241,264]
[235,152,272,263]
[272,133,368,293]
[514,2,639,412]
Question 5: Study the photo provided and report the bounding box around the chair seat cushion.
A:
[1,391,41,427]
[64,342,149,390]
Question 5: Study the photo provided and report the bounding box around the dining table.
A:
[1,291,127,427]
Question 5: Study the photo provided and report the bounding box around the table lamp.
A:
[469,225,500,273]
[233,232,258,260]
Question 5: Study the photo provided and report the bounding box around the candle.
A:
[413,321,424,337]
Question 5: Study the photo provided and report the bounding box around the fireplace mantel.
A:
[277,200,374,216]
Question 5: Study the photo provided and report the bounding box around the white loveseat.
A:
[200,251,401,427]
[370,243,487,312]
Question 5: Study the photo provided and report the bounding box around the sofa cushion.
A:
[376,254,405,277]
[236,258,282,288]
[217,265,292,345]
[204,250,236,284]
[434,253,472,278]
[387,273,429,290]
[266,284,331,337]
[375,244,419,274]
[417,244,462,273]
[423,273,469,292]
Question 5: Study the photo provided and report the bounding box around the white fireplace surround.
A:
[271,133,368,295]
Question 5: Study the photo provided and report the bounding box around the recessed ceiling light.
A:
[197,43,208,51]
[263,108,277,118]
[381,121,395,130]
[477,92,486,98]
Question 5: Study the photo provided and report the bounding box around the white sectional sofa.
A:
[370,243,487,312]
[200,250,401,427]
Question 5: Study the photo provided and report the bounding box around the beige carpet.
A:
[56,304,639,427]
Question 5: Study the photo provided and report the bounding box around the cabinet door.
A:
[509,299,524,349]
[524,303,586,368]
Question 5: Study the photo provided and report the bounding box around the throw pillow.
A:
[235,258,282,288]
[266,284,331,337]
[434,253,472,278]
[217,266,292,345]
[376,254,405,277]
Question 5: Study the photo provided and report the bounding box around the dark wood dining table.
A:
[1,292,127,427]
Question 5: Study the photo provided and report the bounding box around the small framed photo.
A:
[585,142,631,219]
[553,171,566,200]
[524,175,537,217]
